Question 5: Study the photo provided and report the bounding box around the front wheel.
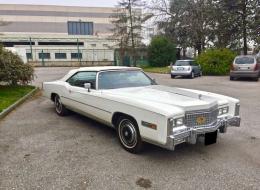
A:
[117,117,143,154]
[190,72,195,79]
[54,95,69,116]
[230,76,235,81]
[171,74,175,79]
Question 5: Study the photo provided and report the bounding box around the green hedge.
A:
[0,46,34,85]
[196,48,236,75]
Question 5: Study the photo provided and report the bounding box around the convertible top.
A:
[77,66,141,72]
[61,66,141,81]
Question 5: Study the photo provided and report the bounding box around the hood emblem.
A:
[196,116,206,125]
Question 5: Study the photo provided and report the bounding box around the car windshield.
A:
[98,70,155,89]
[174,61,191,66]
[235,57,255,64]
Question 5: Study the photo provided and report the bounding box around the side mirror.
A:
[84,83,91,92]
[152,78,156,84]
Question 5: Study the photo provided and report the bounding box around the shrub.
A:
[0,46,34,85]
[148,36,176,67]
[196,48,236,75]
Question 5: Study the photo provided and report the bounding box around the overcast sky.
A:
[0,0,119,7]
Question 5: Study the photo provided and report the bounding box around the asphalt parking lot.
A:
[0,67,260,190]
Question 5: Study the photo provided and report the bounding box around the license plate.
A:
[177,67,184,70]
[205,131,217,145]
[239,67,249,70]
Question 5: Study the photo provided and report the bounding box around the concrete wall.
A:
[30,61,113,67]
[0,4,115,36]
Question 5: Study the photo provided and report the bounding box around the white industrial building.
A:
[0,4,127,66]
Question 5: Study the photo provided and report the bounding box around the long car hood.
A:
[104,85,225,112]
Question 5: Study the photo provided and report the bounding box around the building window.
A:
[103,44,108,47]
[26,53,32,60]
[38,42,84,46]
[68,21,93,35]
[38,53,50,59]
[71,53,82,59]
[91,44,96,47]
[55,53,67,59]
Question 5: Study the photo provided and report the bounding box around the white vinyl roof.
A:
[77,66,141,71]
[61,66,141,81]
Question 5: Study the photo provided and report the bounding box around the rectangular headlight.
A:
[222,107,229,114]
[176,118,184,126]
[169,117,185,128]
[218,106,229,116]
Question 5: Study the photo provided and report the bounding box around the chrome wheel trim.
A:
[118,119,138,149]
[55,96,62,114]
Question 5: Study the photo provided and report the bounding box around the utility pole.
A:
[41,49,45,66]
[128,0,136,67]
[77,38,81,66]
[29,37,33,61]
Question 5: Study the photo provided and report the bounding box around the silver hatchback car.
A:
[230,55,260,81]
[171,60,202,79]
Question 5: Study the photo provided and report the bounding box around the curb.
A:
[0,87,39,120]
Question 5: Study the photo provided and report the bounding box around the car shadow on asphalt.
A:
[66,110,213,159]
[230,77,259,82]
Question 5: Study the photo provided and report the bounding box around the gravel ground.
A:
[0,67,259,190]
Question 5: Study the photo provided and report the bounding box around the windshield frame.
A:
[96,69,157,90]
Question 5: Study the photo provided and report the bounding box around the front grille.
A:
[185,107,218,128]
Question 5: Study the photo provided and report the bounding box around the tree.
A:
[148,36,176,67]
[148,0,214,55]
[148,0,258,55]
[110,0,146,66]
[227,0,258,55]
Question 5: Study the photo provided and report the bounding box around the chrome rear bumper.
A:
[165,116,241,150]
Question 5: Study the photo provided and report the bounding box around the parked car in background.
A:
[230,55,260,81]
[43,66,240,154]
[171,60,202,79]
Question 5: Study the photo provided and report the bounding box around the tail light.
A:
[254,64,258,71]
[230,64,235,71]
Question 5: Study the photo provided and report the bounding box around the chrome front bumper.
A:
[165,116,241,150]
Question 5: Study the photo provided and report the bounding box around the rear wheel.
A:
[54,95,68,116]
[230,76,235,81]
[199,71,202,77]
[117,116,143,154]
[253,77,259,81]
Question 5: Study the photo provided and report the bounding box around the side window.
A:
[67,72,97,89]
[190,61,198,66]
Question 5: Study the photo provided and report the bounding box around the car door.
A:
[63,71,112,123]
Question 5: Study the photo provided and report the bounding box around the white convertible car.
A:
[43,66,241,153]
